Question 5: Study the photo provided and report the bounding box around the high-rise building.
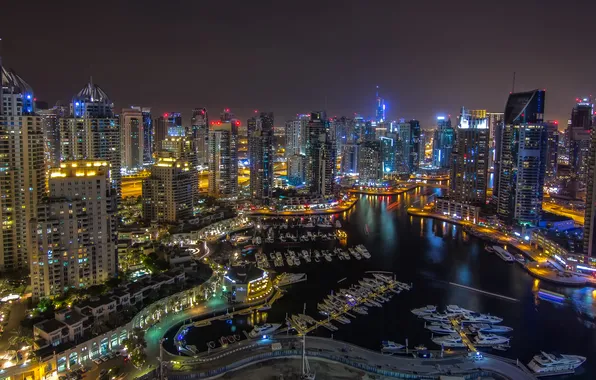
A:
[567,99,593,185]
[159,137,193,161]
[409,120,421,173]
[191,108,209,167]
[0,64,45,271]
[306,112,336,197]
[340,144,359,175]
[379,135,397,175]
[545,121,559,181]
[60,79,121,199]
[450,108,490,204]
[496,90,547,227]
[248,112,274,203]
[120,107,144,171]
[358,141,381,184]
[287,154,306,186]
[486,112,504,171]
[141,107,153,165]
[38,104,68,169]
[208,112,239,197]
[154,112,183,152]
[143,157,198,223]
[285,114,309,156]
[375,86,386,122]
[432,116,454,169]
[583,124,596,256]
[31,161,117,299]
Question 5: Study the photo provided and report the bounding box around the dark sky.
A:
[3,0,595,128]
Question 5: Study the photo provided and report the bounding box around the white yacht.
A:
[248,323,281,338]
[317,221,333,228]
[446,305,474,315]
[423,313,451,323]
[335,220,342,228]
[425,323,456,335]
[431,334,466,348]
[411,305,437,316]
[473,332,510,346]
[460,312,503,324]
[492,246,514,262]
[381,341,405,352]
[528,352,586,374]
[468,324,513,334]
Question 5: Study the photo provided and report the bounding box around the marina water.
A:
[171,188,596,379]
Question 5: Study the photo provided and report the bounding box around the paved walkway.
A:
[169,335,536,379]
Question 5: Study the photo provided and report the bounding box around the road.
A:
[542,202,584,225]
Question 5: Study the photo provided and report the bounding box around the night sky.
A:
[3,0,595,128]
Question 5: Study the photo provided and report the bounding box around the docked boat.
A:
[322,321,338,331]
[353,307,368,315]
[527,352,586,374]
[537,289,566,303]
[492,246,514,262]
[468,324,513,334]
[248,323,281,338]
[514,253,525,264]
[473,332,510,346]
[431,334,466,348]
[335,220,342,228]
[335,315,351,324]
[446,305,474,315]
[425,323,456,335]
[323,252,332,262]
[411,304,434,316]
[317,222,333,228]
[423,313,451,323]
[460,312,503,324]
[381,341,405,352]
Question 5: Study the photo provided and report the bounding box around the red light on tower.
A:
[164,113,169,118]
[235,120,241,126]
[254,109,258,113]
[225,108,230,112]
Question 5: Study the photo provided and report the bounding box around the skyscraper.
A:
[496,90,547,227]
[375,86,386,122]
[306,112,336,197]
[545,121,559,181]
[450,108,490,204]
[379,135,397,175]
[38,104,68,169]
[31,161,117,299]
[191,108,209,167]
[143,157,198,223]
[567,99,593,186]
[432,116,454,169]
[248,112,274,203]
[60,79,121,199]
[154,112,183,152]
[208,112,239,197]
[358,141,381,184]
[486,112,504,171]
[120,107,144,171]
[285,115,309,156]
[409,119,421,173]
[0,64,45,271]
[584,125,596,256]
[141,107,153,165]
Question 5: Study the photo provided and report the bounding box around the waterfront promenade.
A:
[407,207,596,287]
[167,335,537,379]
[246,196,358,216]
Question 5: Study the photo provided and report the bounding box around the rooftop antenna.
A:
[511,72,516,93]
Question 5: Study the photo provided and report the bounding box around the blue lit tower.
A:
[375,86,386,122]
[432,116,454,169]
[496,90,547,227]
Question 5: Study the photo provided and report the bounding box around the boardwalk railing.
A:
[168,349,499,380]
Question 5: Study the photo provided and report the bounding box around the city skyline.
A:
[3,0,596,127]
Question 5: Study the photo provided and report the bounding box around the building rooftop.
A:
[225,265,266,284]
[1,66,33,94]
[74,78,110,103]
[59,311,87,326]
[35,318,67,334]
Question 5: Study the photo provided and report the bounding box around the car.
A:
[92,359,102,365]
[99,369,108,376]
